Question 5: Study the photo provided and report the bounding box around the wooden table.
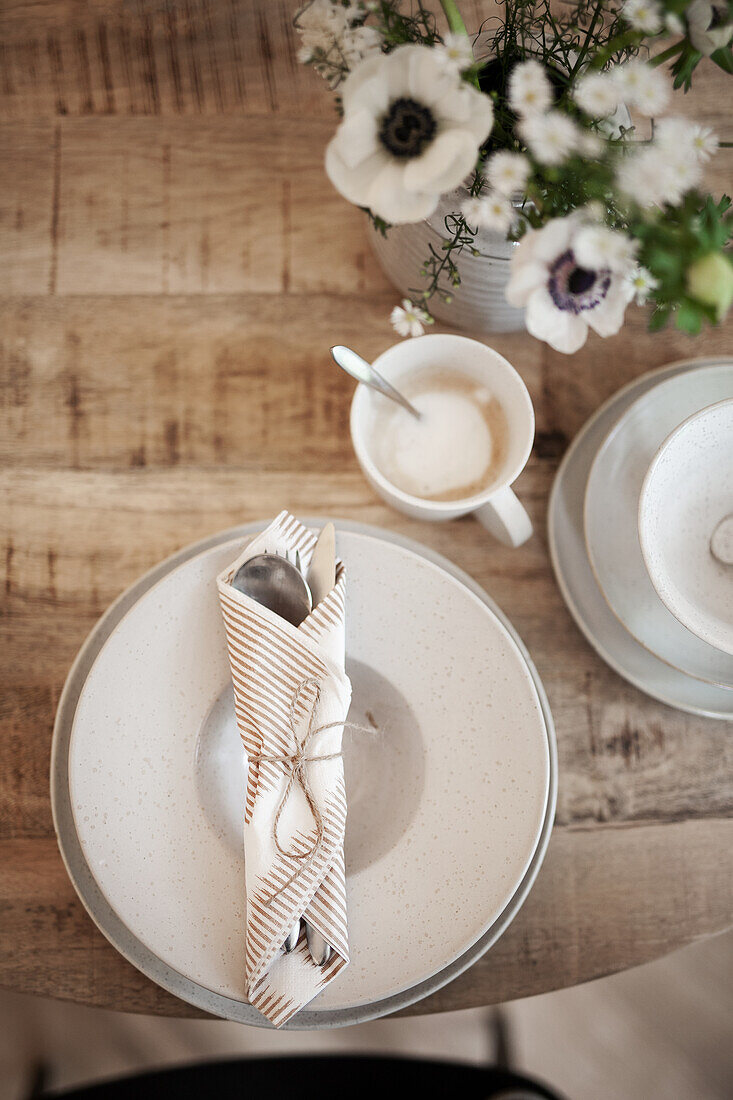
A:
[1,0,732,1020]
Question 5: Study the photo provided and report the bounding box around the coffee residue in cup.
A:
[371,368,509,502]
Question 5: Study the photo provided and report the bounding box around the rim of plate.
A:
[639,396,733,656]
[52,519,557,1029]
[548,355,733,721]
[583,362,733,689]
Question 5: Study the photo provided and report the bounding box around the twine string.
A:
[248,676,372,906]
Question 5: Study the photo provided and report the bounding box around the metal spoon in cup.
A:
[331,345,422,421]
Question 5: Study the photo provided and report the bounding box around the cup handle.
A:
[474,486,533,547]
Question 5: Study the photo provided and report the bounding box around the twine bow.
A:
[248,676,345,905]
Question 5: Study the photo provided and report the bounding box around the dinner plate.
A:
[584,362,733,688]
[52,521,556,1028]
[549,358,733,721]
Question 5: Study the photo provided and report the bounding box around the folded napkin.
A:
[217,511,352,1026]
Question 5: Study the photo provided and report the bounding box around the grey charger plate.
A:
[51,520,557,1029]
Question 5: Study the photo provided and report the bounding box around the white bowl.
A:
[639,399,733,656]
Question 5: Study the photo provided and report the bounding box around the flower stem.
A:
[650,40,686,67]
[439,0,468,36]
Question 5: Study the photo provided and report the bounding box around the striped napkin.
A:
[217,512,352,1026]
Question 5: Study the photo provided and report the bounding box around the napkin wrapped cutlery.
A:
[217,511,352,1026]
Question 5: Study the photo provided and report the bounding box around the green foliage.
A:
[303,1,733,334]
[712,44,733,73]
[630,194,733,332]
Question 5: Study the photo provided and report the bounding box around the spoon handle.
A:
[331,345,421,421]
[370,366,423,421]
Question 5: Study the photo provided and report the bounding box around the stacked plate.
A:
[52,521,557,1028]
[549,357,733,720]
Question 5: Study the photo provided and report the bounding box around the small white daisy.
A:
[342,1,364,22]
[622,0,663,35]
[461,196,486,223]
[462,191,516,234]
[617,144,701,207]
[485,151,531,196]
[612,59,670,117]
[390,298,432,338]
[616,147,668,206]
[654,116,695,149]
[574,225,639,274]
[662,151,702,201]
[573,71,620,118]
[625,265,658,305]
[436,32,475,72]
[579,130,604,158]
[520,110,580,165]
[295,0,349,56]
[691,124,719,161]
[653,116,717,161]
[508,60,553,116]
[340,24,382,66]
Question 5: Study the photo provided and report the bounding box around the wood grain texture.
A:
[1,820,730,1017]
[1,0,732,1020]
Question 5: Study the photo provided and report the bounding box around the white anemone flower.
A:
[612,59,670,116]
[325,44,494,224]
[436,32,475,72]
[573,71,620,118]
[390,298,431,338]
[626,265,658,305]
[520,110,581,165]
[485,151,531,196]
[687,1,733,55]
[622,0,663,34]
[461,191,516,234]
[506,212,635,354]
[508,60,553,116]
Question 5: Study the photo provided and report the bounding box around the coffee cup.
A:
[350,334,535,547]
[639,397,733,656]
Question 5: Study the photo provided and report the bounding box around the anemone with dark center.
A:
[547,249,612,315]
[379,97,437,159]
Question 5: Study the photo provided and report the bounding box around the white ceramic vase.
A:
[368,186,524,334]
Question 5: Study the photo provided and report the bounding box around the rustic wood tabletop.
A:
[1,0,732,1021]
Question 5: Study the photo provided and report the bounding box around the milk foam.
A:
[371,369,508,502]
[384,391,493,498]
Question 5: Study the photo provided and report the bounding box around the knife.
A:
[302,523,336,967]
[307,522,336,607]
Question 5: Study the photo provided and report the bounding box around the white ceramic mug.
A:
[350,334,535,547]
[638,397,733,656]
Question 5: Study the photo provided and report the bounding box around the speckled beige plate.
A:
[57,522,553,1024]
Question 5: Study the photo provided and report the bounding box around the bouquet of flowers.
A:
[295,0,733,353]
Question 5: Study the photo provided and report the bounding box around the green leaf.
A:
[675,301,703,335]
[671,45,703,92]
[711,46,733,75]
